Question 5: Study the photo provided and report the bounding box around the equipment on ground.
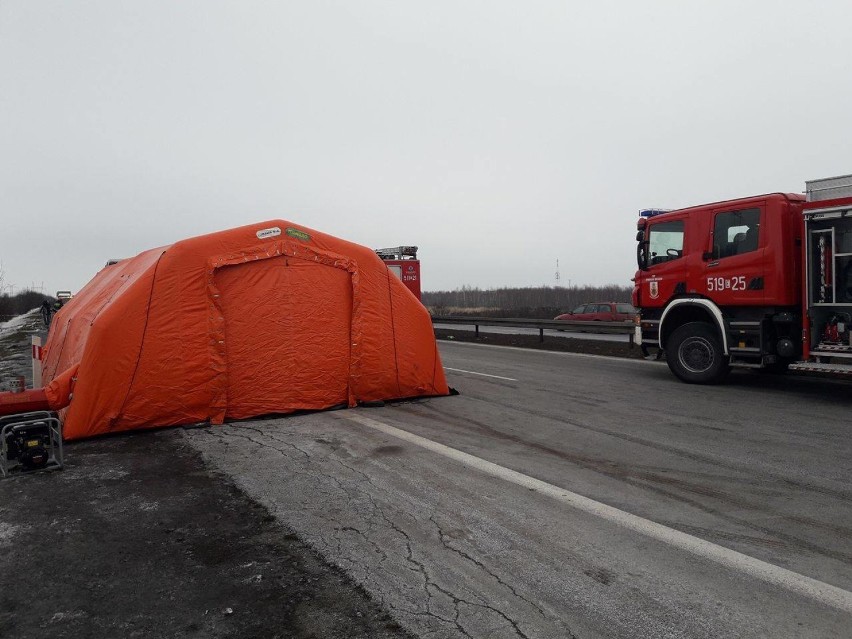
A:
[633,173,852,382]
[1,411,63,477]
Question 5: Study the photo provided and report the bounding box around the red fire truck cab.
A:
[375,246,422,301]
[633,174,852,383]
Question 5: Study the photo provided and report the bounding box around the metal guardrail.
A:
[432,316,638,346]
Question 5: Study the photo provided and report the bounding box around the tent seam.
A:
[46,318,70,382]
[431,337,440,393]
[112,250,167,428]
[385,268,403,396]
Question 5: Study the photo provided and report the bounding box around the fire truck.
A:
[633,174,852,383]
[375,246,421,301]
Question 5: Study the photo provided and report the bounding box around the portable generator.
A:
[0,412,63,478]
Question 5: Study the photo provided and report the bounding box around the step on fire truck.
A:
[634,174,852,383]
[375,246,421,301]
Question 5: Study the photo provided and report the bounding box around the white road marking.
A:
[342,411,852,615]
[439,339,667,365]
[444,367,517,381]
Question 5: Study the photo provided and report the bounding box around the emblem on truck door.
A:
[649,279,660,299]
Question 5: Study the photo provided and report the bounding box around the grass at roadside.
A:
[0,309,44,389]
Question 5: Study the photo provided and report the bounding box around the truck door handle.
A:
[708,261,720,267]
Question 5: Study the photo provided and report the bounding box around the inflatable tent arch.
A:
[40,221,450,440]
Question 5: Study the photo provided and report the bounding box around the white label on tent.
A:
[256,226,282,240]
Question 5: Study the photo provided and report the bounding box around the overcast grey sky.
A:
[2,1,851,296]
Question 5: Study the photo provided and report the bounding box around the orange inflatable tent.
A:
[41,221,450,440]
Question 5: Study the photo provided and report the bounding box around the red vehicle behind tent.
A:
[376,246,421,301]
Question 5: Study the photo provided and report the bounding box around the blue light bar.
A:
[639,208,672,218]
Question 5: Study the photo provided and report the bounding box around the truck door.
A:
[702,205,765,304]
[641,215,688,306]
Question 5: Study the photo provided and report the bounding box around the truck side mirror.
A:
[637,242,648,271]
[636,230,645,242]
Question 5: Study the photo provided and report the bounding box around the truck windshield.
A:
[647,220,684,266]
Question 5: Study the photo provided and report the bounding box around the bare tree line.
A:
[0,289,53,320]
[423,285,633,319]
[0,273,633,323]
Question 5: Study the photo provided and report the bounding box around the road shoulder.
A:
[0,429,411,639]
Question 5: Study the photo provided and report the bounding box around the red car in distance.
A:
[555,302,638,322]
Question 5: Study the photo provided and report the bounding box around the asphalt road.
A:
[185,342,852,638]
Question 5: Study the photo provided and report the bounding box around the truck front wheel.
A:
[666,322,729,384]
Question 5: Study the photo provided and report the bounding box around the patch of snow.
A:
[0,309,45,387]
[49,610,88,623]
[0,521,20,546]
[0,308,40,336]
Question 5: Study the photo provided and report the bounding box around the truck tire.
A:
[666,322,729,384]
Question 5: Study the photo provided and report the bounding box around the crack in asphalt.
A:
[198,425,471,634]
[192,421,602,637]
[429,515,572,639]
[429,515,549,621]
[328,455,458,627]
[196,427,355,566]
[226,423,313,459]
[332,445,535,638]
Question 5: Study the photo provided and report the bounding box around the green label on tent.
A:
[286,227,311,242]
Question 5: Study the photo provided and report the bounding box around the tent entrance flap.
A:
[216,255,353,420]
